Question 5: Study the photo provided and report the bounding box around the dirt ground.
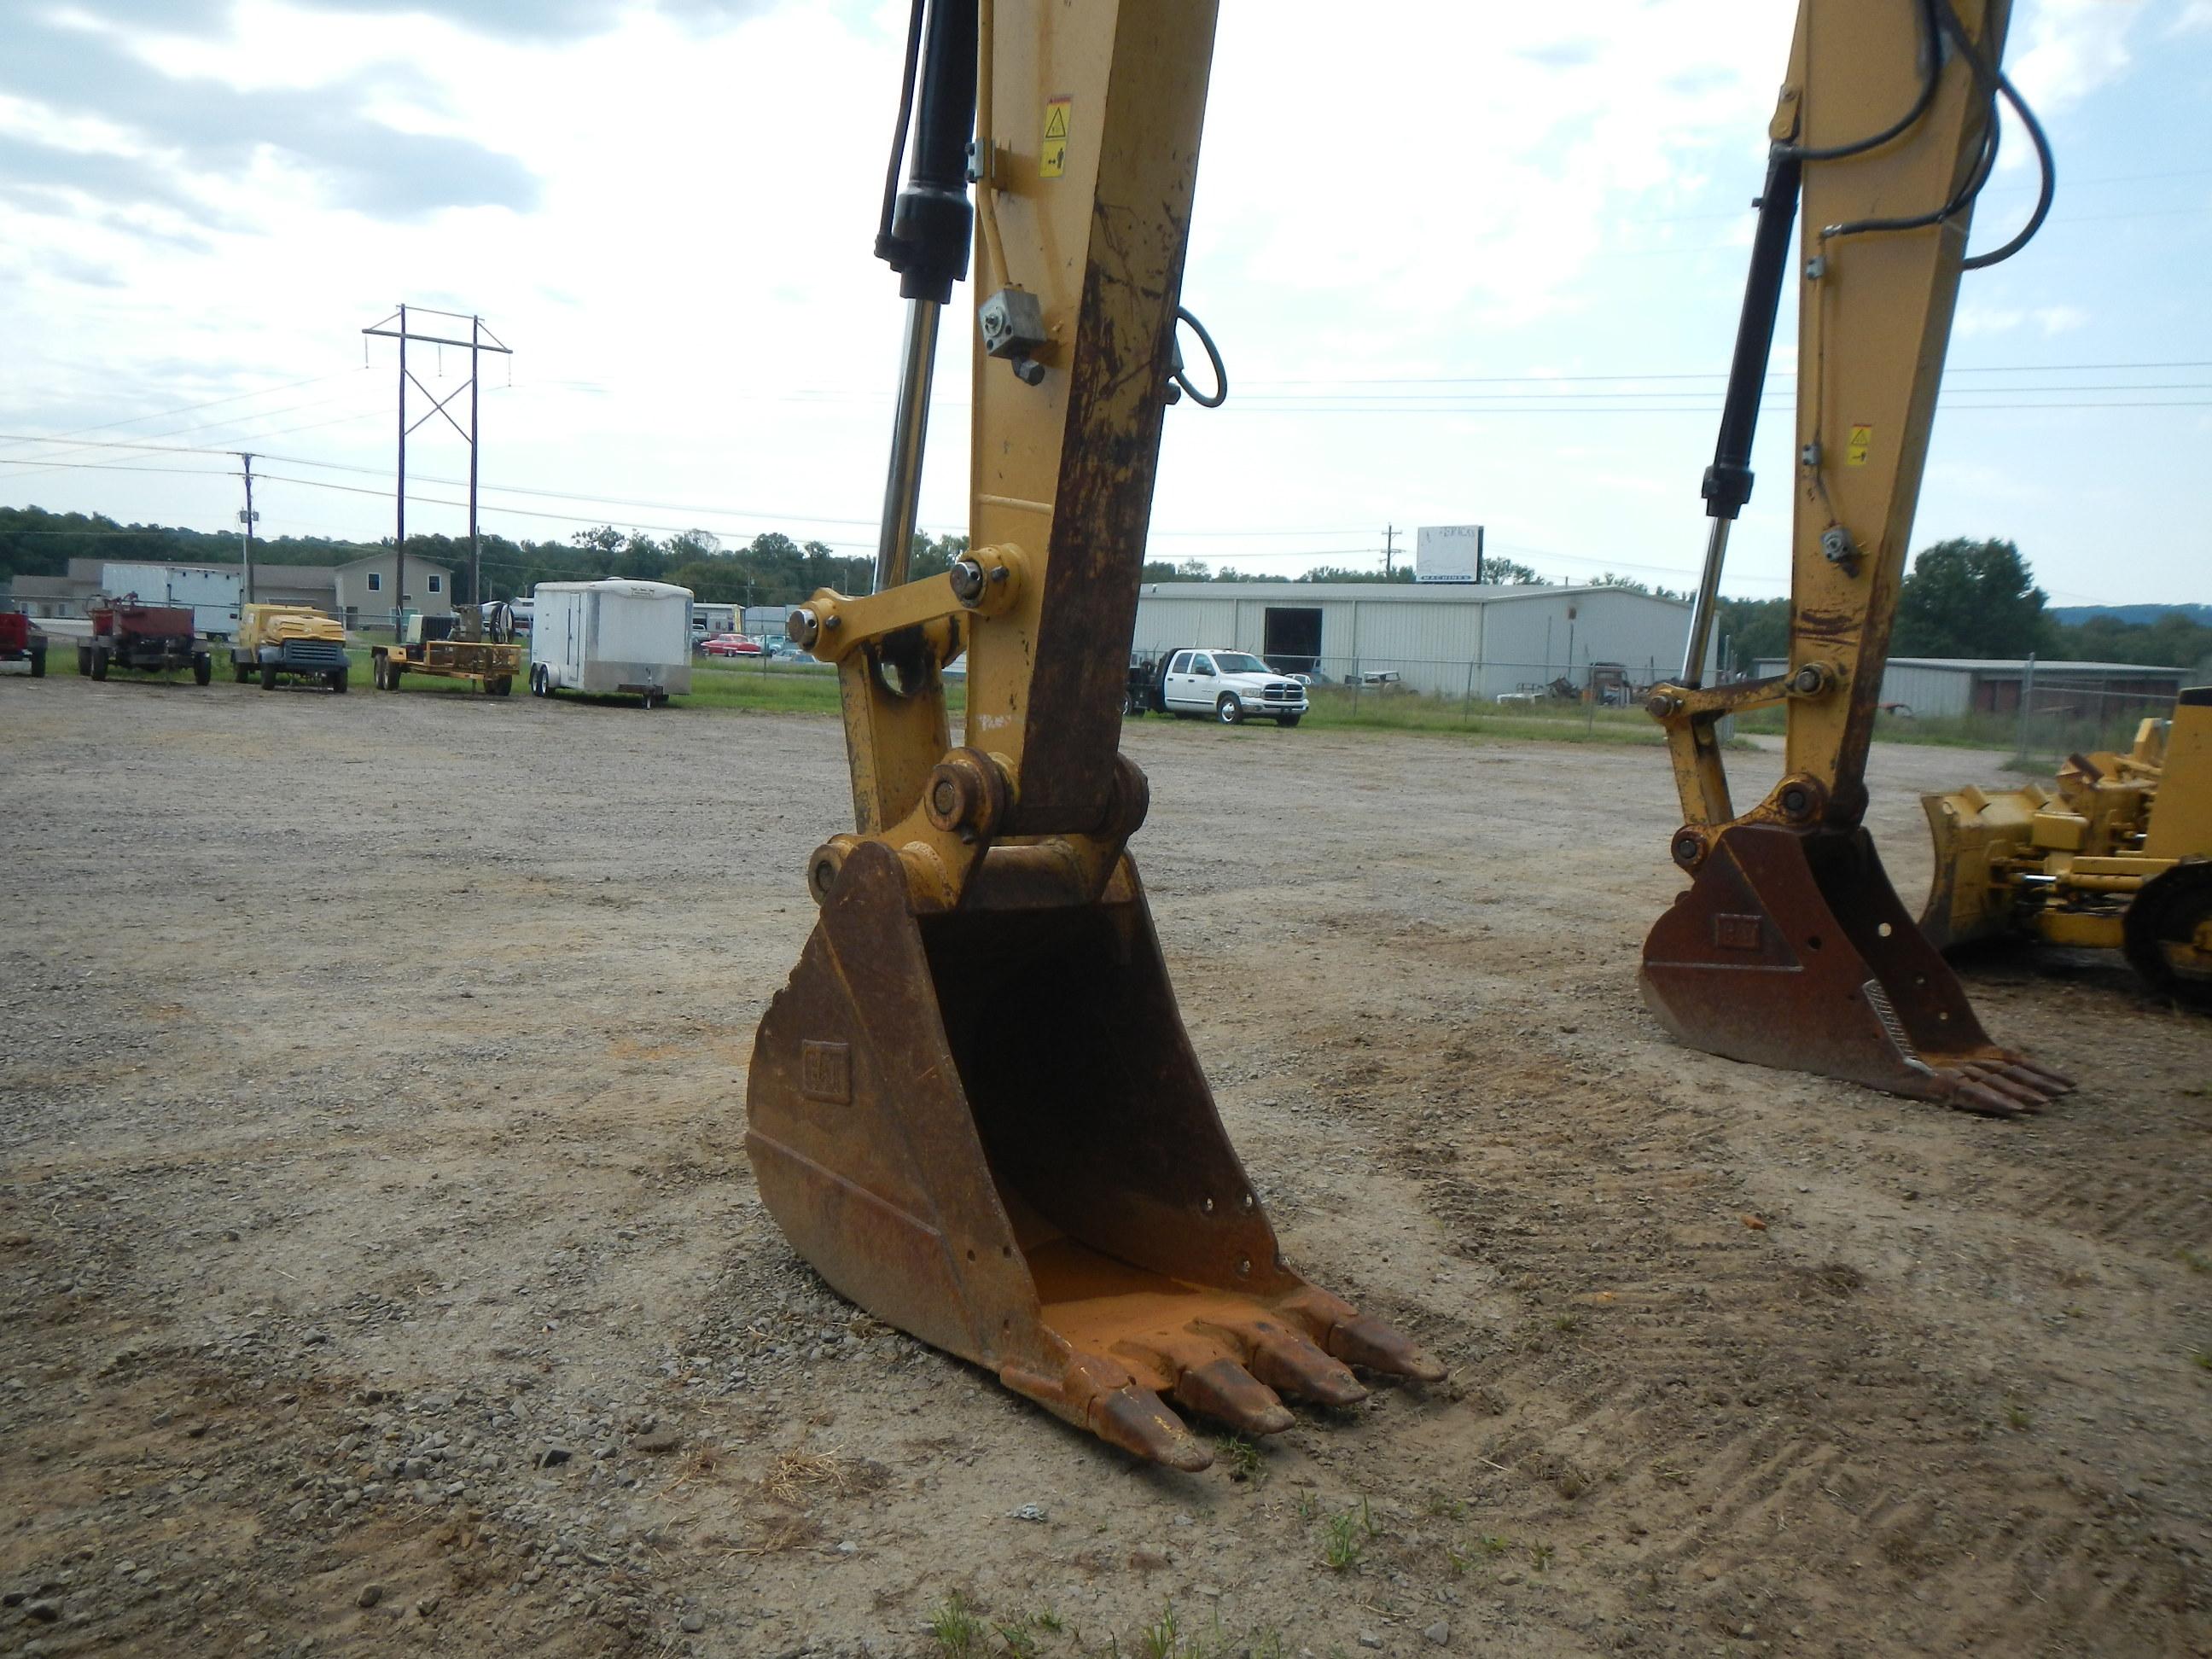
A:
[2,671,2207,1659]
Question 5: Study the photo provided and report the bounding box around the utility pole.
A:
[1383,525,1396,580]
[360,305,512,631]
[236,452,259,604]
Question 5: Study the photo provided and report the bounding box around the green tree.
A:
[1893,538,2054,658]
[1714,596,1792,676]
[1481,558,1547,585]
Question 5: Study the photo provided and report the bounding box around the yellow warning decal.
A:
[1040,96,1071,178]
[1846,423,1872,466]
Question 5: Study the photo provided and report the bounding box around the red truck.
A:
[79,602,212,684]
[0,611,48,678]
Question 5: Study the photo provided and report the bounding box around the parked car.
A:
[702,634,764,658]
[1127,647,1307,726]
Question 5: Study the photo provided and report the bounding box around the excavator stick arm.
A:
[1639,0,2072,1109]
[748,0,1441,1468]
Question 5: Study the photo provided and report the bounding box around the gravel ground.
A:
[1,671,2207,1658]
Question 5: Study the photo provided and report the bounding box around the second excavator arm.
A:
[1639,0,2071,1116]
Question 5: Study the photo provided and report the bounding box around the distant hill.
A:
[2050,602,2212,626]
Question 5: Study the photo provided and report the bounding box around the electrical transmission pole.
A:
[1383,524,1396,580]
[236,452,259,604]
[359,306,512,628]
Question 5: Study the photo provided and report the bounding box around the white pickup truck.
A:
[1153,648,1307,726]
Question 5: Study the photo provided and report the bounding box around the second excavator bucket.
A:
[1918,783,2046,951]
[746,842,1443,1470]
[1640,824,2072,1117]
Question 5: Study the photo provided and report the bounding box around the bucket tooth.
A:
[746,841,1440,1468]
[1639,823,2072,1112]
[1171,1358,1295,1437]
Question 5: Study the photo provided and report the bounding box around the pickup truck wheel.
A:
[193,654,213,687]
[259,663,277,690]
[331,668,349,694]
[90,648,108,682]
[28,647,44,678]
[78,646,91,676]
[1216,694,1243,725]
[373,656,389,690]
[233,660,251,683]
[1276,713,1302,728]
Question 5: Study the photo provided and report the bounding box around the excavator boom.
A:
[745,0,1439,1470]
[1639,0,2073,1115]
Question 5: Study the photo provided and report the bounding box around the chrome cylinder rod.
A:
[1679,516,1732,687]
[874,297,941,593]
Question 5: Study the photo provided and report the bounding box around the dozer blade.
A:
[745,841,1443,1470]
[1639,823,2072,1117]
[1918,784,2043,951]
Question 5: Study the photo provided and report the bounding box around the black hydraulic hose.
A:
[873,0,927,267]
[1963,71,2055,269]
[1701,146,1804,521]
[1784,0,1941,162]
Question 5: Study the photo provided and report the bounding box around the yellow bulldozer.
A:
[1920,690,2212,998]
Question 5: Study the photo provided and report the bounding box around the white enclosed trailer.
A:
[528,579,693,707]
[101,562,242,639]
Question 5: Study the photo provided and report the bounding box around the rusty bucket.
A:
[746,841,1442,1469]
[1639,823,2071,1116]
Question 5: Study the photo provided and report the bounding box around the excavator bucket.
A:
[747,842,1443,1470]
[1917,783,2046,951]
[1639,824,2072,1117]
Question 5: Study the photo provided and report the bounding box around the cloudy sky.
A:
[1,0,2206,606]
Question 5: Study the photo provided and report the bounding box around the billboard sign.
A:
[1415,524,1483,584]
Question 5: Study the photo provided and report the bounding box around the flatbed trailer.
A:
[370,609,521,694]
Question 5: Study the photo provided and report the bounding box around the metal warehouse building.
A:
[1752,656,2185,719]
[1131,582,1712,699]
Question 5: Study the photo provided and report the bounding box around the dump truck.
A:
[1921,690,2212,1000]
[231,603,350,692]
[0,611,49,678]
[78,602,212,684]
[370,604,522,695]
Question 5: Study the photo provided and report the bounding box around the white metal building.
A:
[1131,582,1712,698]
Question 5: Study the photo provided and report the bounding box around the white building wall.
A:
[1129,585,1703,701]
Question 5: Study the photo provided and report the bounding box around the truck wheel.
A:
[194,655,213,686]
[260,663,277,690]
[1277,713,1302,728]
[234,660,251,684]
[529,664,544,696]
[90,648,108,682]
[330,668,348,694]
[78,646,91,676]
[1216,694,1243,725]
[28,647,44,679]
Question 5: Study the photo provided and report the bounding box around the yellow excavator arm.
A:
[745,0,1440,1470]
[1638,0,2073,1116]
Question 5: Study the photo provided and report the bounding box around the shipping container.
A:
[528,579,694,707]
